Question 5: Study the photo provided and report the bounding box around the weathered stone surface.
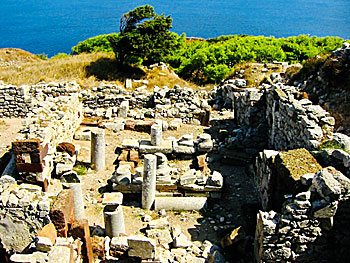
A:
[313,168,342,199]
[102,192,123,206]
[155,197,207,211]
[48,245,73,263]
[37,223,57,245]
[127,235,156,259]
[275,149,322,182]
[69,219,93,263]
[139,139,173,154]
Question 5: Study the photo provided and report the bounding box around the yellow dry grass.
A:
[0,48,208,91]
[0,50,122,88]
[0,48,41,67]
[140,66,202,91]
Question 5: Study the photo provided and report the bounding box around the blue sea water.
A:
[0,0,349,57]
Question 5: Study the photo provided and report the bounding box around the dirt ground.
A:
[0,118,258,262]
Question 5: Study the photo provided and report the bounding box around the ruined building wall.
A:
[254,167,350,263]
[219,82,334,151]
[0,83,209,124]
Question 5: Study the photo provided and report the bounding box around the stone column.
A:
[104,205,125,238]
[69,183,85,220]
[151,124,162,146]
[91,129,105,171]
[142,154,157,209]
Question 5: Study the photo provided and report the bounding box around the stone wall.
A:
[254,166,350,262]
[217,81,335,151]
[0,82,210,124]
[0,85,32,118]
[15,94,83,185]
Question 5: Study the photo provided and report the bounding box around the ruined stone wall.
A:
[218,82,335,151]
[266,85,334,151]
[0,84,32,118]
[16,94,83,185]
[254,167,350,263]
[0,82,209,124]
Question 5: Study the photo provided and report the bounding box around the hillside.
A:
[0,48,198,90]
[0,48,41,67]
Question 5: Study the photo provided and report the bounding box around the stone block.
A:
[313,168,342,199]
[274,148,322,194]
[37,223,57,245]
[10,254,36,263]
[207,171,223,187]
[48,246,73,263]
[102,192,123,206]
[36,236,53,252]
[56,163,74,176]
[127,235,156,259]
[49,189,75,237]
[56,142,76,157]
[118,149,129,162]
[129,150,139,164]
[122,139,139,149]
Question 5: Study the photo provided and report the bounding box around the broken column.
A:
[142,154,157,209]
[103,192,125,238]
[70,183,85,220]
[91,129,105,171]
[151,124,162,146]
[104,205,125,238]
[118,101,129,118]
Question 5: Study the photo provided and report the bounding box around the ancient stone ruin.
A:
[1,46,350,262]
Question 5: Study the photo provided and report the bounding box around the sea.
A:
[0,0,349,57]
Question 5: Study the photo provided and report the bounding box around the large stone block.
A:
[49,189,75,237]
[127,235,156,259]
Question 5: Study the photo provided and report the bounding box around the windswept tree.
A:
[108,5,184,66]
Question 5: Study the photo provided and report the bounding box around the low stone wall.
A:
[255,166,350,262]
[0,82,210,124]
[0,85,32,118]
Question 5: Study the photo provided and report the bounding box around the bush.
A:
[36,53,48,60]
[51,53,71,59]
[71,34,117,54]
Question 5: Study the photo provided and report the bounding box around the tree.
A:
[108,5,183,66]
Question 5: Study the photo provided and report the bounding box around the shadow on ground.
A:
[85,58,146,82]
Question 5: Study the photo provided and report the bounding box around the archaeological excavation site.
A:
[1,45,350,263]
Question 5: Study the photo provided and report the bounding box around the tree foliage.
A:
[107,5,183,66]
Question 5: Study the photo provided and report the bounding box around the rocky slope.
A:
[292,43,350,134]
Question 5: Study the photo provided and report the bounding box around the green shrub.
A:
[71,33,118,54]
[51,53,71,60]
[36,53,48,60]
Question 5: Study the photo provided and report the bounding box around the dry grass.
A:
[0,48,41,67]
[0,50,123,88]
[0,48,207,90]
[139,66,202,91]
[227,62,285,88]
